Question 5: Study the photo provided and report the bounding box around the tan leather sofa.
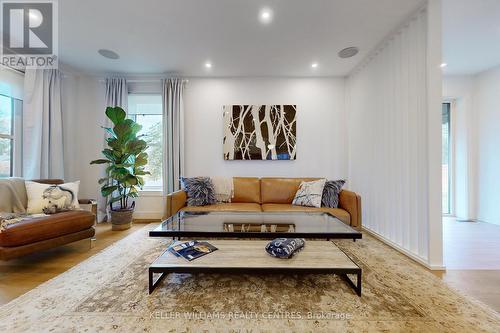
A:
[165,177,362,229]
[0,179,96,260]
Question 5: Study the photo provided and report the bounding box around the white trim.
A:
[363,226,446,271]
[132,210,163,219]
[138,190,164,197]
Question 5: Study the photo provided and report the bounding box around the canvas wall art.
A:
[223,105,297,160]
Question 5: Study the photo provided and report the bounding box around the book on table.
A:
[168,240,218,261]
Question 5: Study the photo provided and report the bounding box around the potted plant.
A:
[90,106,150,230]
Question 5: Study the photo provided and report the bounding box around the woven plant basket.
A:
[110,207,134,230]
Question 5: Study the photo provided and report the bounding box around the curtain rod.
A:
[97,79,189,83]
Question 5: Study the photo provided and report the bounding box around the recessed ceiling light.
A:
[98,49,120,60]
[205,62,212,68]
[311,62,318,68]
[338,47,359,58]
[259,8,273,24]
[440,63,447,68]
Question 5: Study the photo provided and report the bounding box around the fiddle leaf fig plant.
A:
[90,106,150,211]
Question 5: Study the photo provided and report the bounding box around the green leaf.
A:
[124,175,138,186]
[101,185,118,197]
[126,139,148,155]
[90,159,110,165]
[102,149,117,162]
[105,107,126,126]
[134,152,148,167]
[134,169,151,176]
[102,127,116,138]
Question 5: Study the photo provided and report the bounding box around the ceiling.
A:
[443,0,500,75]
[58,0,423,76]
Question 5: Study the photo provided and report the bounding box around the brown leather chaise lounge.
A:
[165,177,362,229]
[0,179,96,261]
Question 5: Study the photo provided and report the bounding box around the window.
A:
[128,94,163,191]
[0,94,22,177]
[442,102,451,214]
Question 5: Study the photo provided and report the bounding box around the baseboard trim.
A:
[362,227,446,271]
[133,211,163,219]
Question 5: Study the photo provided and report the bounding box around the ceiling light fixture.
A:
[205,62,212,69]
[338,47,359,58]
[311,62,318,69]
[259,7,273,24]
[440,63,447,68]
[98,49,120,60]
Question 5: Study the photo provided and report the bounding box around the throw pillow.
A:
[292,179,326,208]
[321,180,346,208]
[25,181,80,214]
[181,177,217,207]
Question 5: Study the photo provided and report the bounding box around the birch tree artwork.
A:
[223,105,297,160]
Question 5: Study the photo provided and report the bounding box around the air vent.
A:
[98,49,120,60]
[338,47,359,58]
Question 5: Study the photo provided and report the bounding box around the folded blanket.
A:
[265,238,305,259]
[0,212,25,232]
[211,177,234,203]
[0,178,28,214]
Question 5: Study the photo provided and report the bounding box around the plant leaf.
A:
[105,107,126,126]
[90,159,110,165]
[101,185,118,197]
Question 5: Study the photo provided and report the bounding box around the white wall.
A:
[347,4,443,268]
[184,78,347,180]
[474,66,500,226]
[61,75,347,219]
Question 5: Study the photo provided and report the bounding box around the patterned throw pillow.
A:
[292,179,326,208]
[25,181,80,214]
[321,180,346,208]
[181,177,217,207]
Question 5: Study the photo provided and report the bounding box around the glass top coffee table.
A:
[150,211,362,240]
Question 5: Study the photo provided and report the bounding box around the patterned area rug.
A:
[0,225,499,332]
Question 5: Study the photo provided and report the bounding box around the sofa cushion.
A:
[232,177,261,204]
[181,177,217,206]
[261,178,319,204]
[0,210,95,247]
[180,203,262,213]
[292,179,326,208]
[261,204,351,225]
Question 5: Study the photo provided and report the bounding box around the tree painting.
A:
[223,105,296,160]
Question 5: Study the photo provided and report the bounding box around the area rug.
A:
[0,225,499,332]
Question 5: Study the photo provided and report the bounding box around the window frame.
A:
[442,101,454,216]
[0,94,18,177]
[127,93,163,192]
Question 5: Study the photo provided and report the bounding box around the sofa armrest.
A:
[339,190,362,229]
[164,190,187,219]
[78,199,97,224]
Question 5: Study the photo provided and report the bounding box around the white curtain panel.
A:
[347,9,429,261]
[23,69,64,180]
[162,78,186,194]
[98,78,128,222]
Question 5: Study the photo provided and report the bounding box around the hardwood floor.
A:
[431,217,500,312]
[0,222,147,306]
[1,218,499,314]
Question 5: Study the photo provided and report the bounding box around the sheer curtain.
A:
[23,69,64,179]
[162,78,186,194]
[98,78,128,221]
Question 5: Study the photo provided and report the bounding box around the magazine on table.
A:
[168,240,218,261]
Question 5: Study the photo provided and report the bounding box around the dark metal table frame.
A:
[149,265,362,296]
